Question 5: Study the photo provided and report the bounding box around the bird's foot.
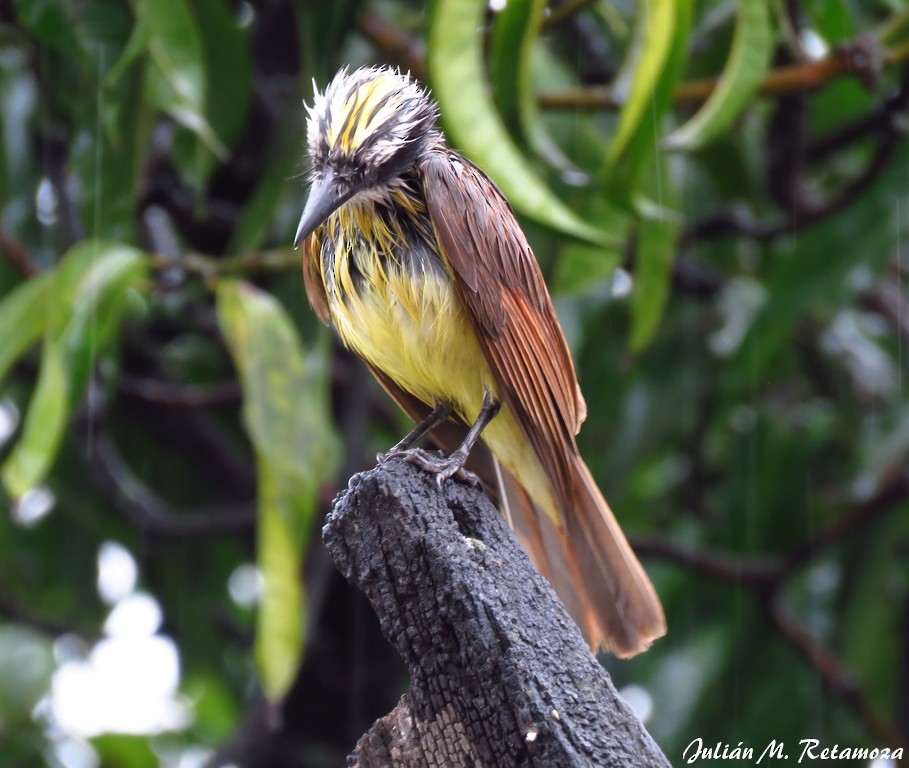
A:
[378,447,480,488]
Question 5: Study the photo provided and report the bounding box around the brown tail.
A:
[498,454,665,657]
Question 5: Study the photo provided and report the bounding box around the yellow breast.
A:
[319,199,558,517]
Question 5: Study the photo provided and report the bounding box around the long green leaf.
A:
[664,0,773,151]
[1,242,148,498]
[602,0,692,204]
[0,342,68,498]
[607,0,677,164]
[428,0,614,246]
[629,156,680,351]
[489,0,575,172]
[131,0,226,157]
[0,273,53,385]
[216,279,339,704]
[193,0,251,154]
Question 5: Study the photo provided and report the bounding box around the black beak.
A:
[294,171,355,248]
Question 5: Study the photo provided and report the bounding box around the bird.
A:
[294,65,665,656]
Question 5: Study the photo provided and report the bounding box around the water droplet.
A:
[176,745,215,768]
[560,170,589,187]
[730,405,756,433]
[12,486,56,527]
[97,542,139,605]
[798,29,829,61]
[104,593,163,638]
[54,634,90,666]
[228,563,263,609]
[610,268,633,299]
[53,736,100,768]
[236,1,255,28]
[0,397,20,446]
[36,177,58,227]
[708,277,766,358]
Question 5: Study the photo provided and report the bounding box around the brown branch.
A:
[356,8,425,81]
[149,248,301,287]
[538,37,904,111]
[0,227,39,277]
[632,536,780,583]
[117,374,242,408]
[75,395,256,538]
[765,595,905,748]
[782,470,909,573]
[683,121,902,244]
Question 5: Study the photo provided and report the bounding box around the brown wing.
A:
[301,231,331,325]
[419,148,586,507]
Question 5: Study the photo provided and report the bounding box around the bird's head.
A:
[294,66,438,246]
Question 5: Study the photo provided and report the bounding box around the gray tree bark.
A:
[322,457,670,767]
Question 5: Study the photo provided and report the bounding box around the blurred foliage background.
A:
[1,0,908,765]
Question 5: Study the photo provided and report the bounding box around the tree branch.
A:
[538,37,901,111]
[323,459,669,767]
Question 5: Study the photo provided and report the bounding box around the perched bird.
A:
[295,65,665,656]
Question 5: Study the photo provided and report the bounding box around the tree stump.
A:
[322,457,670,767]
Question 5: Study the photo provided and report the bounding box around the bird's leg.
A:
[392,392,501,488]
[378,401,453,462]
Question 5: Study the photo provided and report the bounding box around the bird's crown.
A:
[306,66,438,175]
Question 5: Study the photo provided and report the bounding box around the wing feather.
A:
[419,148,585,509]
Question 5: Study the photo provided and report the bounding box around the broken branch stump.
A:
[322,458,670,767]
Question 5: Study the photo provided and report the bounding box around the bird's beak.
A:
[294,171,354,248]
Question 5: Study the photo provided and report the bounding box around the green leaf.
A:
[193,0,252,153]
[1,242,148,498]
[228,92,308,253]
[603,0,692,204]
[629,157,681,351]
[664,0,773,152]
[131,0,227,158]
[607,0,677,164]
[428,0,615,247]
[1,341,68,499]
[17,0,80,57]
[489,0,576,172]
[216,280,340,704]
[0,273,53,386]
[553,243,622,296]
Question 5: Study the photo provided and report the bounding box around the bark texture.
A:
[322,457,670,767]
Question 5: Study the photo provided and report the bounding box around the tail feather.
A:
[496,459,590,631]
[563,454,665,656]
[498,455,665,657]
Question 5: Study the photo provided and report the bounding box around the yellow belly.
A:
[329,263,556,513]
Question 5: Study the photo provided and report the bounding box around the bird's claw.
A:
[379,447,480,488]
